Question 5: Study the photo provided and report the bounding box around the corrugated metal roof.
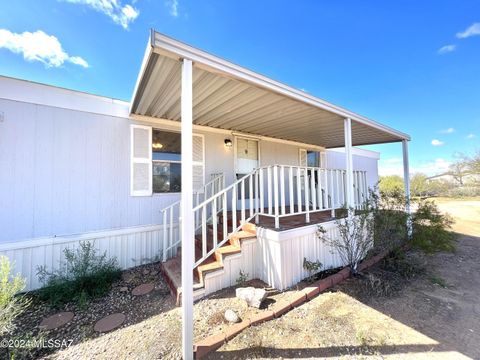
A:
[130,30,409,148]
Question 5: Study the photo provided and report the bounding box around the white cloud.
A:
[439,127,455,134]
[456,23,480,39]
[466,133,476,139]
[62,0,139,29]
[438,44,456,54]
[165,0,179,17]
[0,29,88,68]
[431,139,444,146]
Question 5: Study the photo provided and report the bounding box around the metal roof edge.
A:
[148,30,410,141]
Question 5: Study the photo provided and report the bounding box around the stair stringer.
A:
[202,237,258,296]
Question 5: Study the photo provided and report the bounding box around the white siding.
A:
[255,221,345,290]
[0,224,178,291]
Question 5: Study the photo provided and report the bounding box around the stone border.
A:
[194,251,388,359]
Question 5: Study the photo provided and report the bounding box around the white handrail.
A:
[160,173,226,262]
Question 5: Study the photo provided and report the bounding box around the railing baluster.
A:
[304,166,310,223]
[249,174,254,218]
[288,166,294,214]
[202,205,207,258]
[232,186,237,231]
[254,170,259,223]
[273,165,280,228]
[169,206,174,256]
[336,170,340,209]
[267,166,272,215]
[162,210,167,262]
[241,179,246,224]
[222,193,228,239]
[324,168,329,209]
[310,166,316,210]
[296,167,302,213]
[316,168,322,209]
[212,197,218,248]
[280,165,286,215]
[259,168,264,215]
[330,170,335,217]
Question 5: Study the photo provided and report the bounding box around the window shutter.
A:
[130,124,152,196]
[299,149,307,167]
[192,134,205,192]
[320,151,327,168]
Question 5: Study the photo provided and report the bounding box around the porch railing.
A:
[192,165,368,267]
[161,172,225,262]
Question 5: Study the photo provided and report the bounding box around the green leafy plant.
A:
[37,241,121,307]
[411,200,455,253]
[0,256,30,336]
[369,187,409,253]
[236,270,249,285]
[303,258,323,282]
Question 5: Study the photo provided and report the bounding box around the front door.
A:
[235,137,259,207]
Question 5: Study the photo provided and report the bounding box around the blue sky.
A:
[1,0,479,176]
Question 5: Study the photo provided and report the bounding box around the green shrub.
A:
[37,241,121,307]
[369,188,409,252]
[0,256,30,335]
[303,258,323,282]
[411,200,455,253]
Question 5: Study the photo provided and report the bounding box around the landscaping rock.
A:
[132,283,155,296]
[119,286,129,292]
[39,312,74,330]
[94,313,126,333]
[224,309,240,323]
[236,287,267,308]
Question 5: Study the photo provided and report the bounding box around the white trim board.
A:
[0,75,130,118]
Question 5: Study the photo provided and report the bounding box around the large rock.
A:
[236,287,267,308]
[224,309,240,323]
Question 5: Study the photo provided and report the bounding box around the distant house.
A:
[0,31,410,300]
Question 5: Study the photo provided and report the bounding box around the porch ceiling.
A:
[130,30,410,148]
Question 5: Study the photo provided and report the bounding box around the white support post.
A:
[402,139,412,236]
[344,118,355,216]
[181,58,194,360]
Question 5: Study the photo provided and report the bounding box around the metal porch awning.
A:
[130,30,409,149]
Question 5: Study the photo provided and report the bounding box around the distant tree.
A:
[411,173,429,197]
[466,150,480,175]
[379,175,404,194]
[447,160,469,186]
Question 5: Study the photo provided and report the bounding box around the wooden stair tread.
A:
[216,244,241,255]
[197,260,223,273]
[231,230,257,239]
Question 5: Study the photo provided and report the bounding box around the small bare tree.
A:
[316,207,374,274]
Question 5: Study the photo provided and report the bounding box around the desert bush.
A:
[0,256,30,335]
[317,207,374,274]
[369,188,409,252]
[381,249,425,279]
[446,186,480,198]
[37,241,121,307]
[411,200,455,253]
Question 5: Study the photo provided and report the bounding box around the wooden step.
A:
[160,222,257,305]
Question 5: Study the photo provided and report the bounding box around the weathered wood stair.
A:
[160,214,257,305]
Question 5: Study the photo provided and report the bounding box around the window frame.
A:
[152,128,182,194]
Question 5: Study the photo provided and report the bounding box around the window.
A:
[152,130,181,193]
[130,125,204,196]
[307,151,320,167]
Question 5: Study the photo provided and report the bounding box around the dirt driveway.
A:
[210,198,480,359]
